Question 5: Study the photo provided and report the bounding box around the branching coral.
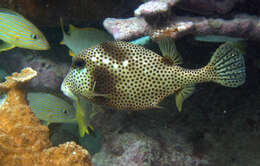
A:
[135,0,244,16]
[0,67,91,166]
[103,0,260,41]
[150,14,260,40]
[103,17,148,40]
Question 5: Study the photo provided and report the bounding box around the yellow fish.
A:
[1,91,100,136]
[60,18,113,55]
[27,92,101,135]
[27,92,76,125]
[0,8,50,52]
[61,40,246,120]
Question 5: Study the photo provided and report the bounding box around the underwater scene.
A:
[0,0,260,166]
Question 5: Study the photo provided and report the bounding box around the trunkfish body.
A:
[61,40,246,112]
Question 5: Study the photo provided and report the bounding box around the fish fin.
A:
[41,121,50,126]
[83,91,112,100]
[88,80,112,98]
[89,111,97,119]
[153,105,165,109]
[75,97,94,137]
[88,104,104,119]
[229,41,247,55]
[130,36,150,46]
[194,35,244,43]
[207,41,246,87]
[68,24,78,34]
[0,42,15,52]
[70,118,77,122]
[69,50,76,57]
[59,17,65,33]
[59,17,67,45]
[0,8,23,17]
[91,93,111,98]
[175,85,195,112]
[92,104,104,112]
[157,38,183,65]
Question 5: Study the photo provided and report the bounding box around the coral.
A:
[150,19,194,40]
[150,14,260,40]
[26,58,70,92]
[134,1,171,16]
[0,49,70,92]
[103,17,148,40]
[89,110,208,166]
[135,0,244,16]
[0,68,91,166]
[103,0,260,41]
[39,142,91,166]
[50,123,102,155]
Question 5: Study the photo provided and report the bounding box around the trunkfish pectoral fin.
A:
[157,38,183,65]
[175,85,195,112]
[153,104,165,110]
[88,80,112,98]
[91,93,112,98]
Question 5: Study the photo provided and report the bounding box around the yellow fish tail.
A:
[75,97,94,137]
[59,17,66,45]
[59,17,65,34]
[0,42,15,52]
[207,42,246,87]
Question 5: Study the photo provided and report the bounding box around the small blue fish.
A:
[0,8,50,52]
[130,36,150,46]
[1,91,101,137]
[27,92,101,135]
[194,35,244,43]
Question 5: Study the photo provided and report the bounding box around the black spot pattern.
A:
[62,41,215,110]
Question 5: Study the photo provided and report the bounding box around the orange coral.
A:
[0,68,91,166]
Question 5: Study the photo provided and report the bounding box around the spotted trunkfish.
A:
[61,40,246,113]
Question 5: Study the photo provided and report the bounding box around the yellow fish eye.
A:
[31,33,39,40]
[62,109,68,114]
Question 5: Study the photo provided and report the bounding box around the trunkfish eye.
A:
[73,58,86,68]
